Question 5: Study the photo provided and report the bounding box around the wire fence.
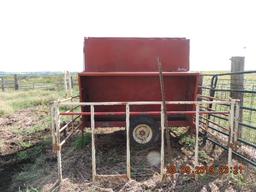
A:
[0,72,78,91]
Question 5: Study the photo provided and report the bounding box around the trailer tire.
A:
[130,116,159,147]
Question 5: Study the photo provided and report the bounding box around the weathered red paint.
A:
[84,37,189,72]
[78,37,200,127]
[84,120,191,128]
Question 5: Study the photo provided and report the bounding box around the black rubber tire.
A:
[130,116,160,147]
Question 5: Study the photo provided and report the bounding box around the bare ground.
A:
[0,107,49,155]
[0,108,256,192]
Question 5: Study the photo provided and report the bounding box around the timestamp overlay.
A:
[166,164,244,175]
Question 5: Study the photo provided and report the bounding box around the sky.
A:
[0,0,255,72]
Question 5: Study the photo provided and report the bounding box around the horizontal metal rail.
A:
[200,116,228,131]
[201,70,256,77]
[64,105,81,113]
[208,102,256,112]
[59,115,80,132]
[207,137,256,167]
[199,118,256,153]
[60,111,229,116]
[239,122,256,131]
[59,100,234,106]
[241,106,256,112]
[197,95,228,102]
[204,115,256,148]
[60,123,82,146]
[211,114,256,131]
[201,86,256,94]
[206,124,229,136]
[237,138,256,149]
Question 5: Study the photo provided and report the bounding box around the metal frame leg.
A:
[91,105,96,182]
[126,104,131,179]
[228,100,235,169]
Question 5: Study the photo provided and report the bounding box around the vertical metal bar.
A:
[126,104,131,179]
[194,104,199,167]
[249,85,255,121]
[234,101,240,143]
[67,71,72,97]
[55,101,62,182]
[71,96,74,132]
[71,75,74,89]
[14,74,19,90]
[1,77,5,92]
[51,104,56,149]
[91,105,96,182]
[228,100,235,168]
[194,103,200,181]
[160,104,165,179]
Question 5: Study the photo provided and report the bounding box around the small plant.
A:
[198,150,209,160]
[171,127,189,137]
[18,186,39,192]
[17,144,43,161]
[17,151,29,160]
[73,133,91,149]
[19,141,32,148]
[180,135,195,148]
[231,173,247,188]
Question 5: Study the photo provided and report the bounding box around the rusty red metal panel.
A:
[79,72,199,126]
[83,120,191,128]
[84,37,189,72]
[79,72,199,107]
[79,37,199,128]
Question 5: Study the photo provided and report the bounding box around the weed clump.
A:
[180,135,196,148]
[73,133,91,149]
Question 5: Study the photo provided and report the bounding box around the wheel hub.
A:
[132,124,153,144]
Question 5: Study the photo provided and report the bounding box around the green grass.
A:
[0,89,75,117]
[17,151,30,161]
[15,142,52,191]
[180,135,196,148]
[19,141,33,148]
[16,144,44,161]
[0,73,79,116]
[73,133,91,149]
[20,187,40,192]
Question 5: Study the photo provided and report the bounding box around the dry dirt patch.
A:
[0,107,49,155]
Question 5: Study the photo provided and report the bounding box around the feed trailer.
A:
[78,37,200,146]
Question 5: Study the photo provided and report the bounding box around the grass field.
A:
[0,90,64,116]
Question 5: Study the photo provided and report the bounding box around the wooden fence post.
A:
[1,77,5,92]
[14,74,19,90]
[64,71,67,94]
[230,56,244,138]
[70,76,74,88]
